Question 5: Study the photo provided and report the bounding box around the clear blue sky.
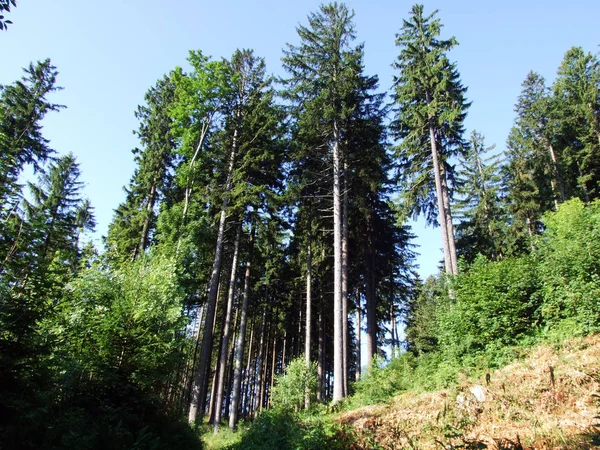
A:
[2,0,599,278]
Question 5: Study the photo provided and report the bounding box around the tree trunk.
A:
[135,181,157,259]
[269,332,277,408]
[441,179,458,275]
[188,125,239,424]
[365,236,377,367]
[186,303,204,406]
[390,303,397,356]
[241,321,254,421]
[213,225,242,433]
[305,227,312,409]
[428,121,454,275]
[341,157,349,397]
[207,281,226,423]
[317,294,324,401]
[207,365,219,423]
[224,306,239,421]
[297,298,302,357]
[253,306,267,417]
[282,332,287,371]
[332,121,344,404]
[355,295,361,381]
[547,142,565,208]
[228,225,254,430]
[182,119,211,220]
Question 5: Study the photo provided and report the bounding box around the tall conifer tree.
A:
[282,2,361,403]
[391,4,470,275]
[106,75,177,262]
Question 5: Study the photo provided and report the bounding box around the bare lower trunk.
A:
[355,297,361,381]
[317,295,324,401]
[269,332,277,408]
[440,172,458,275]
[282,332,287,371]
[365,239,377,367]
[224,307,239,420]
[253,307,267,417]
[305,228,312,409]
[213,225,242,433]
[297,300,302,356]
[186,304,204,406]
[136,181,157,259]
[259,321,271,413]
[390,303,397,356]
[229,226,254,430]
[241,322,254,421]
[341,158,349,397]
[207,366,218,423]
[188,126,238,424]
[547,142,565,209]
[428,123,454,275]
[183,120,211,219]
[332,122,344,404]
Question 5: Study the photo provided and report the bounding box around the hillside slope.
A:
[339,336,600,449]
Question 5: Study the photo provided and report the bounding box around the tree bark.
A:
[317,293,324,401]
[428,121,456,275]
[253,306,267,416]
[223,306,239,420]
[341,157,349,397]
[188,123,239,424]
[135,181,157,259]
[332,120,344,404]
[241,321,254,421]
[229,225,254,429]
[547,141,565,209]
[440,171,458,275]
[365,234,377,367]
[390,303,397,356]
[305,227,312,409]
[213,225,242,432]
[182,119,211,220]
[269,332,277,408]
[355,295,361,381]
[282,332,287,371]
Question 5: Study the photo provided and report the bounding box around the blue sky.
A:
[2,0,599,278]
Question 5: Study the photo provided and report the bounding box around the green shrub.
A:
[538,198,600,333]
[270,356,317,411]
[437,254,541,359]
[351,355,407,406]
[235,407,347,450]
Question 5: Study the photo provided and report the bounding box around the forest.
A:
[1,2,600,449]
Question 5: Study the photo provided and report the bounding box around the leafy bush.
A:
[350,355,407,406]
[33,253,201,450]
[537,198,600,333]
[235,407,348,450]
[437,254,541,359]
[270,356,317,411]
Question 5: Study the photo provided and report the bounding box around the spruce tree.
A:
[106,75,177,262]
[282,1,362,403]
[391,4,470,275]
[0,59,63,263]
[504,73,559,253]
[0,154,94,442]
[455,131,505,262]
[552,47,600,200]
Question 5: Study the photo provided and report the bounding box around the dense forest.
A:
[1,2,600,449]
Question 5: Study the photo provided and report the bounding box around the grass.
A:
[199,422,246,450]
[337,334,600,449]
[202,334,600,449]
